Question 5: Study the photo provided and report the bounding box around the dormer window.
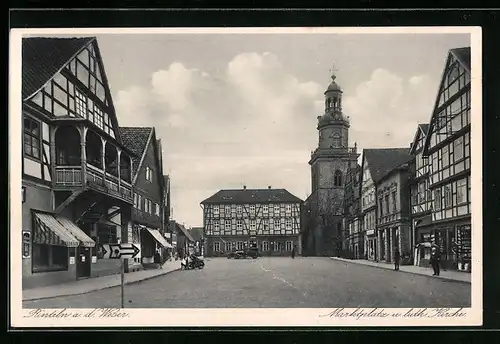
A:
[145,166,153,182]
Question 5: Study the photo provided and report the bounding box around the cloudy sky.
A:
[83,32,470,227]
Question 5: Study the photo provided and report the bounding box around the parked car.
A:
[227,250,245,259]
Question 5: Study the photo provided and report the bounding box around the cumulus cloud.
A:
[344,69,437,151]
[114,52,322,226]
[114,54,438,226]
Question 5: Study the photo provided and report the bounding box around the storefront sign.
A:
[69,257,75,265]
[92,256,97,263]
[22,231,30,258]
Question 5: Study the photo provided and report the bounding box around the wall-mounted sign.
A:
[22,230,30,258]
[92,256,97,263]
[69,257,76,265]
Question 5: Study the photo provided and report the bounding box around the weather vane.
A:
[329,63,338,81]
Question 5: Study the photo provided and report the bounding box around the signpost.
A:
[100,243,140,308]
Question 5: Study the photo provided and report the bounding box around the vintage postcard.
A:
[9,27,482,327]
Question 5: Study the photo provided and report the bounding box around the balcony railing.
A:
[55,164,134,203]
[311,147,357,157]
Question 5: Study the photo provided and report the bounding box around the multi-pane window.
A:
[236,220,243,231]
[285,218,292,230]
[262,241,269,251]
[236,205,242,214]
[236,241,243,250]
[262,204,268,214]
[286,204,292,213]
[213,242,220,252]
[249,204,255,215]
[262,219,269,233]
[213,220,220,232]
[391,191,397,212]
[274,205,280,216]
[23,117,41,160]
[250,220,256,231]
[434,189,442,210]
[225,205,231,215]
[286,241,293,252]
[456,179,467,205]
[444,186,453,208]
[75,90,87,117]
[94,106,104,129]
[274,242,281,251]
[225,242,231,251]
[213,205,219,215]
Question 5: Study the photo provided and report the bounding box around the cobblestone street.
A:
[23,257,471,309]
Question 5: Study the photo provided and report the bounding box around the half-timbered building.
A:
[119,127,171,271]
[201,187,302,257]
[422,47,471,271]
[22,37,137,288]
[409,124,434,267]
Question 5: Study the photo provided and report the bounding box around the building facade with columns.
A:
[202,187,302,257]
[302,70,359,257]
[374,155,412,264]
[21,37,138,288]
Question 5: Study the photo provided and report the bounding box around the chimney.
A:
[268,186,271,189]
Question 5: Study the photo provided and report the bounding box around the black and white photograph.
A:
[10,27,482,327]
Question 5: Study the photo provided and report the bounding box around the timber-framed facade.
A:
[201,187,302,257]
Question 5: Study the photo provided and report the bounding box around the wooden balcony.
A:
[55,164,133,204]
[132,208,161,228]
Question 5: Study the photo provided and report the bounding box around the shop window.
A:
[213,242,220,252]
[32,244,68,273]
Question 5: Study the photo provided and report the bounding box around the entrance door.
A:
[77,246,91,278]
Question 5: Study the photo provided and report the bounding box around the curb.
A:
[22,268,181,302]
[330,257,471,285]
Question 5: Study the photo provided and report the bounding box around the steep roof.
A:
[364,148,412,183]
[119,127,153,178]
[189,227,204,242]
[418,124,429,135]
[201,188,303,205]
[169,220,194,241]
[22,37,94,100]
[451,47,471,71]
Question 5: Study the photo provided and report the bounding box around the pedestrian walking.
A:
[430,247,441,276]
[291,246,296,259]
[154,249,163,269]
[394,247,400,271]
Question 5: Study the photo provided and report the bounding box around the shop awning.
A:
[33,213,80,247]
[56,216,96,247]
[145,227,172,248]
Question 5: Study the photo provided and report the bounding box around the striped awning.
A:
[56,216,96,247]
[33,213,80,247]
[144,227,172,248]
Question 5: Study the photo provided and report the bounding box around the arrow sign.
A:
[101,243,140,259]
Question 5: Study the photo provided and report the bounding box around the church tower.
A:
[305,67,359,257]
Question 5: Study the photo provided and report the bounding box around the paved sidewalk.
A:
[330,257,471,284]
[22,261,181,301]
